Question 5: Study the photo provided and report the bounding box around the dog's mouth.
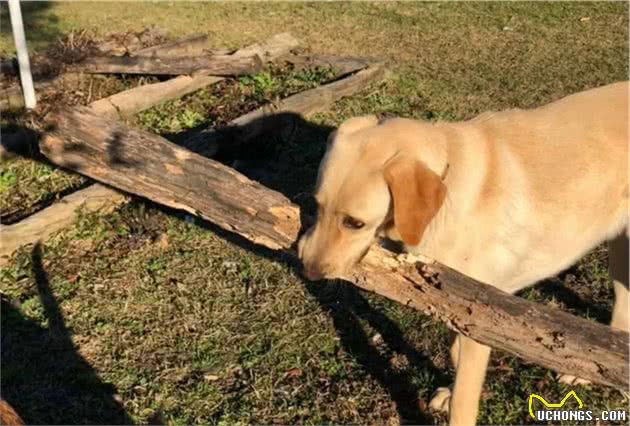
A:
[356,245,371,265]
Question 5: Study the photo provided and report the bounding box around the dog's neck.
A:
[405,122,487,264]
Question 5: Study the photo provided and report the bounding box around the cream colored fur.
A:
[298,81,629,426]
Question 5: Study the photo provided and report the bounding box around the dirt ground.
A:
[1,2,628,425]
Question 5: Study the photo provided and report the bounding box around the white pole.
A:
[8,0,36,110]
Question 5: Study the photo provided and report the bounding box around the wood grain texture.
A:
[40,107,300,250]
[39,105,629,390]
[229,32,299,61]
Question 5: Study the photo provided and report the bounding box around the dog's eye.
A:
[342,216,365,230]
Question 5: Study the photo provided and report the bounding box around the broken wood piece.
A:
[39,105,629,390]
[0,184,126,266]
[72,54,264,76]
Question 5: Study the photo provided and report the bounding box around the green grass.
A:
[1,2,629,425]
[0,158,87,220]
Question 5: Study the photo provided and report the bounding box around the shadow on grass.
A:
[186,211,445,424]
[8,101,625,423]
[7,107,446,423]
[0,243,132,425]
[164,113,447,423]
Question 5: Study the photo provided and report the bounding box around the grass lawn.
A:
[1,2,628,425]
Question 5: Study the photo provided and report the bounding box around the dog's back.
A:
[456,82,628,289]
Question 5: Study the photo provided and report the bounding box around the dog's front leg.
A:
[448,335,491,426]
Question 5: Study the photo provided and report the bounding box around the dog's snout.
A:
[302,262,325,281]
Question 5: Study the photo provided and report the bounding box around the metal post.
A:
[8,0,36,110]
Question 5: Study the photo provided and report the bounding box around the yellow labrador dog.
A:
[298,81,629,426]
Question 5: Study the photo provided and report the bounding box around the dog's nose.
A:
[302,263,324,281]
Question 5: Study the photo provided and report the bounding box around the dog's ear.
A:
[383,157,447,246]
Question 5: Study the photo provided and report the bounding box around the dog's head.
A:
[298,115,447,280]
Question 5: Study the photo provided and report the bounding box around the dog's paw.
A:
[429,387,452,414]
[557,374,591,386]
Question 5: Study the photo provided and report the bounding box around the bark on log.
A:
[41,109,299,249]
[39,105,630,390]
[71,54,263,76]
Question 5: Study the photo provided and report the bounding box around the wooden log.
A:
[133,34,208,58]
[71,54,263,76]
[353,248,629,390]
[0,34,304,261]
[88,75,224,118]
[88,33,300,118]
[0,185,126,266]
[184,63,384,156]
[39,105,629,390]
[40,109,299,249]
